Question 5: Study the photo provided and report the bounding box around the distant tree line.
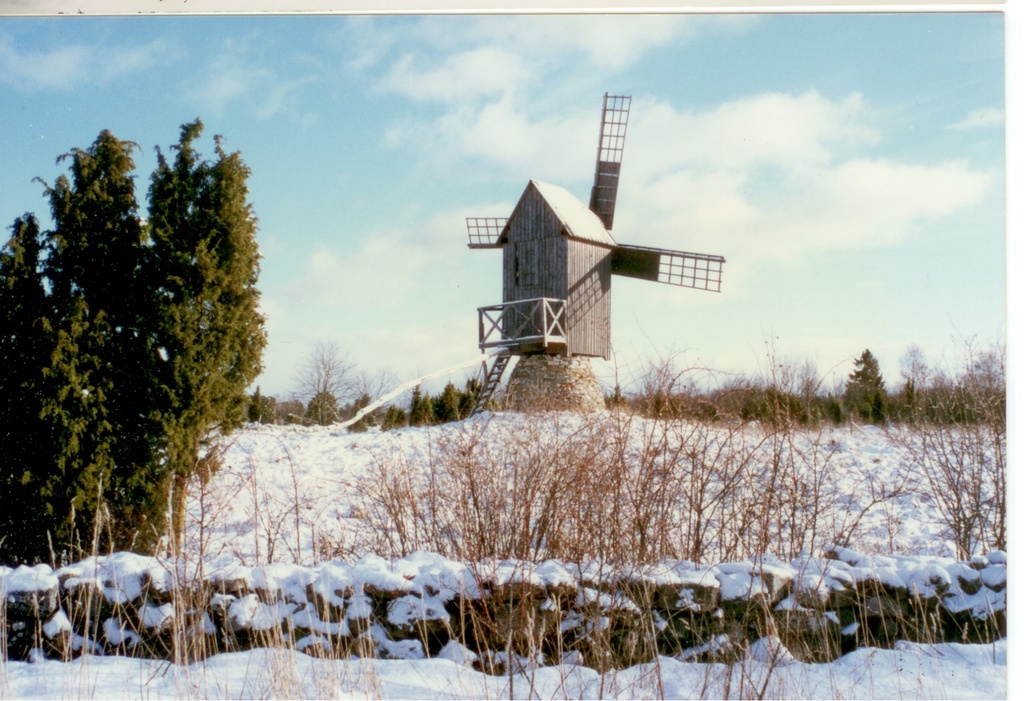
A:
[246,376,483,431]
[0,122,265,565]
[610,344,1004,429]
[247,340,1003,437]
[243,339,485,432]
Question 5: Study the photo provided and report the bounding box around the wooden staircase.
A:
[471,351,512,416]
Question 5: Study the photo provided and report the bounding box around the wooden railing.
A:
[478,298,567,352]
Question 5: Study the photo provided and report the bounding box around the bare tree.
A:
[899,344,929,388]
[353,367,401,402]
[295,340,357,407]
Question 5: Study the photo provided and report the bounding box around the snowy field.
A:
[1,411,1010,699]
[182,412,987,566]
[0,641,1008,700]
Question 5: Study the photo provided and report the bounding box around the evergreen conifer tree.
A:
[306,391,339,426]
[382,405,407,431]
[148,120,266,548]
[345,393,375,432]
[846,349,887,424]
[0,215,56,562]
[1,124,265,562]
[38,299,119,556]
[435,381,462,423]
[459,377,482,418]
[38,131,167,557]
[247,387,276,424]
[409,385,434,426]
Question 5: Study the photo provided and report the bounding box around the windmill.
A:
[466,94,725,412]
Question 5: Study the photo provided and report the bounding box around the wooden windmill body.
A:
[467,95,725,411]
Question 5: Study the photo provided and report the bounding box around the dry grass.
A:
[354,407,909,569]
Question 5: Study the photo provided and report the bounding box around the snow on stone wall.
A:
[0,548,1006,672]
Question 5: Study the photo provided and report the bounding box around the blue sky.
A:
[0,11,1007,400]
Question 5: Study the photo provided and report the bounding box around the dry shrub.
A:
[887,419,1004,559]
[886,340,1005,559]
[356,404,896,568]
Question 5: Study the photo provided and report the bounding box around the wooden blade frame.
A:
[611,244,725,292]
[588,94,631,231]
[466,217,508,249]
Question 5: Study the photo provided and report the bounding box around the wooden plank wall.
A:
[503,186,567,303]
[566,238,612,359]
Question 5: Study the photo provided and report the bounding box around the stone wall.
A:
[0,547,1006,672]
[503,354,605,413]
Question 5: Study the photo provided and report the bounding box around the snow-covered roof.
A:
[528,180,617,247]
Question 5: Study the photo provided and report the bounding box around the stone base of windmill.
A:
[503,354,606,413]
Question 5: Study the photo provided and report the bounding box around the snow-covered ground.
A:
[0,640,1007,700]
[1,411,1011,699]
[182,412,980,567]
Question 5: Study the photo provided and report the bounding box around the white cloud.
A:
[0,40,89,90]
[599,91,995,288]
[465,15,695,72]
[367,15,763,185]
[948,107,1003,130]
[621,169,758,242]
[446,101,595,180]
[292,203,492,312]
[362,15,691,77]
[187,38,318,120]
[298,235,429,310]
[623,155,992,283]
[335,16,401,72]
[626,92,879,181]
[0,33,165,92]
[379,46,529,104]
[98,41,167,82]
[341,316,483,382]
[366,15,740,110]
[703,156,989,264]
[438,15,755,73]
[815,158,990,223]
[382,97,598,185]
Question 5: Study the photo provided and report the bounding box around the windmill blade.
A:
[611,244,725,292]
[466,217,508,249]
[588,94,631,231]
